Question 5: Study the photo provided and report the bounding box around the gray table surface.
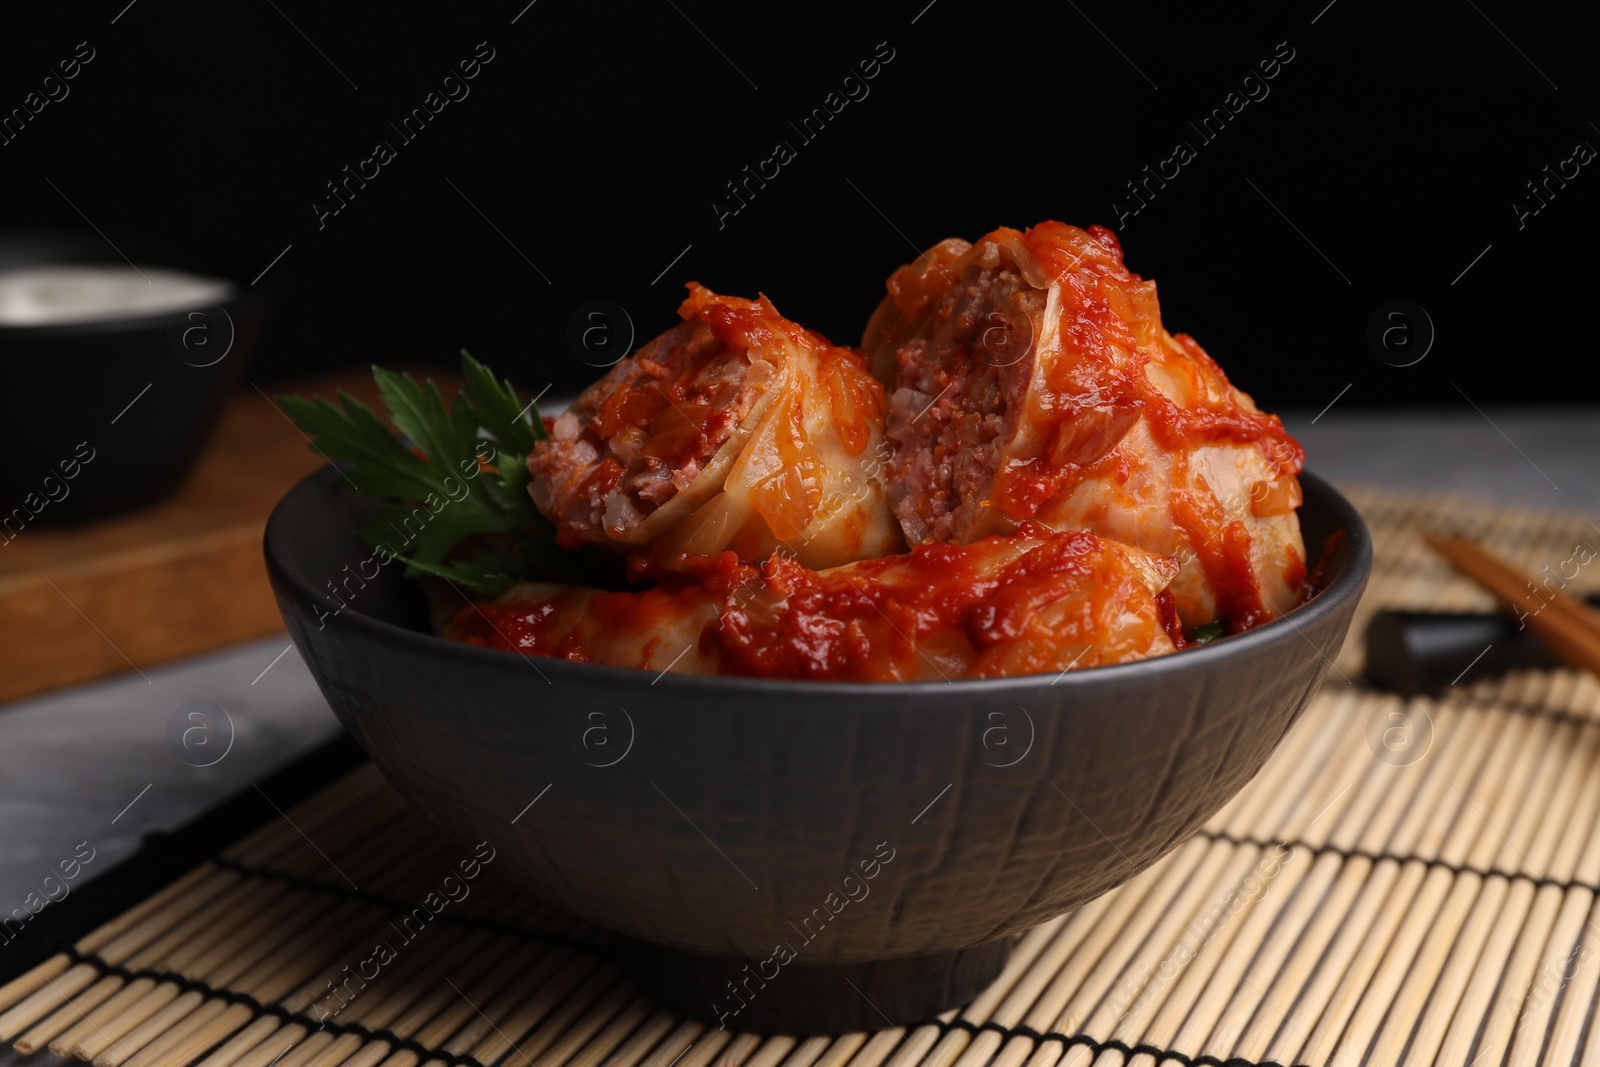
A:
[0,408,1595,1065]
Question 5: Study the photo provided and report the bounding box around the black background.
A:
[1,0,1593,410]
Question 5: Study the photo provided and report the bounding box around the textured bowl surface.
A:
[266,470,1369,965]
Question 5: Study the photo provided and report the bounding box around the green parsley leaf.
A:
[278,353,560,594]
[459,349,544,455]
[1191,620,1226,644]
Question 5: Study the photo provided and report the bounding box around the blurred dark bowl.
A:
[264,469,1369,1032]
[0,230,278,524]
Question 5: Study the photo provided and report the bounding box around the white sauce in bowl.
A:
[0,265,236,326]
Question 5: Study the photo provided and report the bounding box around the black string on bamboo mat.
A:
[60,947,492,1067]
[917,1017,1310,1067]
[209,856,621,961]
[1190,830,1600,893]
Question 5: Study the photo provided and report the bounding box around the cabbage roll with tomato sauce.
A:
[529,283,904,571]
[444,526,1180,681]
[862,222,1306,634]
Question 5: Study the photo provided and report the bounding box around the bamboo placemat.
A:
[7,484,1600,1067]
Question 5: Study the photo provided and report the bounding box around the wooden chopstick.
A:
[1425,532,1600,677]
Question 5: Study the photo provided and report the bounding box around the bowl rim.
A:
[265,466,1371,698]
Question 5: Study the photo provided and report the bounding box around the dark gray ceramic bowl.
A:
[0,231,274,523]
[265,469,1369,1032]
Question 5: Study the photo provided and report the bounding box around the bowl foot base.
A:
[616,935,1016,1035]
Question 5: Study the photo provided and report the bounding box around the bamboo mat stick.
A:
[80,881,296,1064]
[1571,911,1600,1067]
[0,865,242,1040]
[1205,701,1467,1062]
[353,927,540,1036]
[651,1025,734,1067]
[1529,783,1600,1067]
[0,962,103,1043]
[420,964,627,1067]
[811,1032,872,1067]
[246,794,416,887]
[713,1032,769,1067]
[481,980,638,1067]
[190,922,490,1067]
[892,914,1085,1067]
[778,1034,839,1067]
[197,857,550,1067]
[1093,691,1384,1064]
[46,977,158,1060]
[889,913,1083,1067]
[554,996,664,1067]
[192,1015,286,1067]
[197,866,550,1067]
[1318,674,1563,1066]
[315,811,468,897]
[227,772,403,876]
[1081,844,1285,1067]
[1365,710,1599,1066]
[1456,700,1600,1067]
[1400,698,1600,1067]
[364,943,584,1067]
[1033,722,1339,1067]
[10,970,122,1054]
[73,980,183,1065]
[971,899,1134,1067]
[120,897,374,1067]
[220,765,389,866]
[88,867,244,967]
[260,806,425,894]
[1504,884,1592,1067]
[410,941,595,1067]
[840,1026,909,1067]
[1243,705,1480,1064]
[297,947,534,1067]
[295,931,531,1067]
[123,999,237,1067]
[1027,840,1236,1067]
[0,859,219,1017]
[218,895,373,1003]
[1468,881,1577,1067]
[633,1020,707,1067]
[1003,687,1349,1067]
[281,1030,353,1067]
[936,909,1113,1066]
[1049,851,1299,1062]
[1267,706,1500,1067]
[1118,695,1425,1067]
[188,886,318,980]
[1266,684,1529,1066]
[245,927,507,1067]
[599,1010,697,1067]
[124,877,284,971]
[17,973,129,1056]
[1234,699,1490,1065]
[1513,889,1599,1067]
[732,1033,801,1067]
[0,953,71,1019]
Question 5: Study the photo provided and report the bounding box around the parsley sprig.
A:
[278,352,558,596]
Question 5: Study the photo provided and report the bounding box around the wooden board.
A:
[0,369,455,703]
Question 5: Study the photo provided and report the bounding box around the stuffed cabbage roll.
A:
[862,221,1305,633]
[529,283,904,571]
[443,526,1180,681]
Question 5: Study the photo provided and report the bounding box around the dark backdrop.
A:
[1,1,1592,410]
